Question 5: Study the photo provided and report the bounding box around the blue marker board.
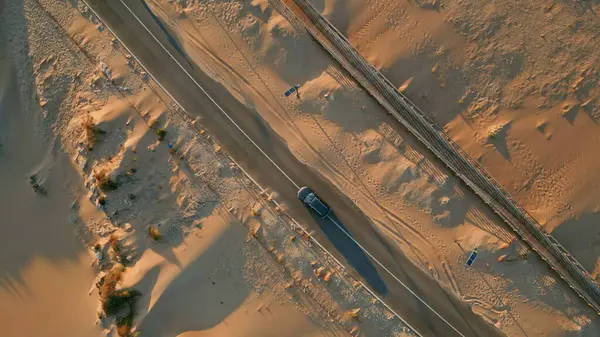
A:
[284,86,297,97]
[465,249,478,267]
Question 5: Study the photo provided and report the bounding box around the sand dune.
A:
[4,0,599,335]
[122,213,337,337]
[0,4,102,336]
[1,0,416,336]
[139,0,600,335]
[313,0,600,278]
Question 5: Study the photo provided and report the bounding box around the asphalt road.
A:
[84,1,504,336]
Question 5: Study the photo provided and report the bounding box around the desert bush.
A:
[99,265,141,337]
[148,226,162,241]
[94,169,118,191]
[83,115,105,146]
[156,128,167,141]
[99,265,124,302]
[116,297,142,337]
[109,234,120,253]
[117,311,135,337]
[487,124,505,139]
[103,289,141,316]
[344,308,361,321]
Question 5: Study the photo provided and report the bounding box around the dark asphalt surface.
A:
[85,1,504,336]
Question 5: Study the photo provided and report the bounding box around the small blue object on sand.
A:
[284,85,298,97]
[465,248,478,267]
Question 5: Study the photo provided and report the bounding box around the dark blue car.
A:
[297,186,331,218]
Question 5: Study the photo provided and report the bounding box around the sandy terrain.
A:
[4,0,600,335]
[310,0,600,278]
[134,0,600,335]
[0,0,416,336]
[0,2,103,337]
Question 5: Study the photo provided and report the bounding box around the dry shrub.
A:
[487,124,505,139]
[83,115,105,146]
[104,289,141,316]
[344,308,361,320]
[94,168,118,191]
[155,128,167,141]
[117,317,132,336]
[148,226,162,241]
[117,310,136,337]
[99,265,141,337]
[109,234,120,253]
[100,265,124,303]
[109,235,131,265]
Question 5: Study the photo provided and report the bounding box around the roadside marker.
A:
[284,84,300,97]
[465,248,478,267]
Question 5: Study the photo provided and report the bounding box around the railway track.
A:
[278,0,600,314]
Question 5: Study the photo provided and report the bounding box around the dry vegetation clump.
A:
[155,128,167,141]
[109,234,133,265]
[148,226,162,241]
[99,264,124,303]
[487,125,502,139]
[104,288,141,317]
[29,174,47,195]
[82,115,105,148]
[344,308,361,321]
[100,265,141,337]
[109,234,121,253]
[116,309,138,337]
[487,122,510,139]
[94,168,118,191]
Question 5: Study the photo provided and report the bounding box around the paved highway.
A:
[83,1,504,336]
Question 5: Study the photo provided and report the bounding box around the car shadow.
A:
[307,210,389,295]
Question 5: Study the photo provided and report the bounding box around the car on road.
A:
[297,186,331,218]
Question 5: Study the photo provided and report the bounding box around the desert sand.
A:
[311,0,600,277]
[0,3,102,337]
[0,0,416,336]
[4,0,600,335]
[134,0,600,335]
